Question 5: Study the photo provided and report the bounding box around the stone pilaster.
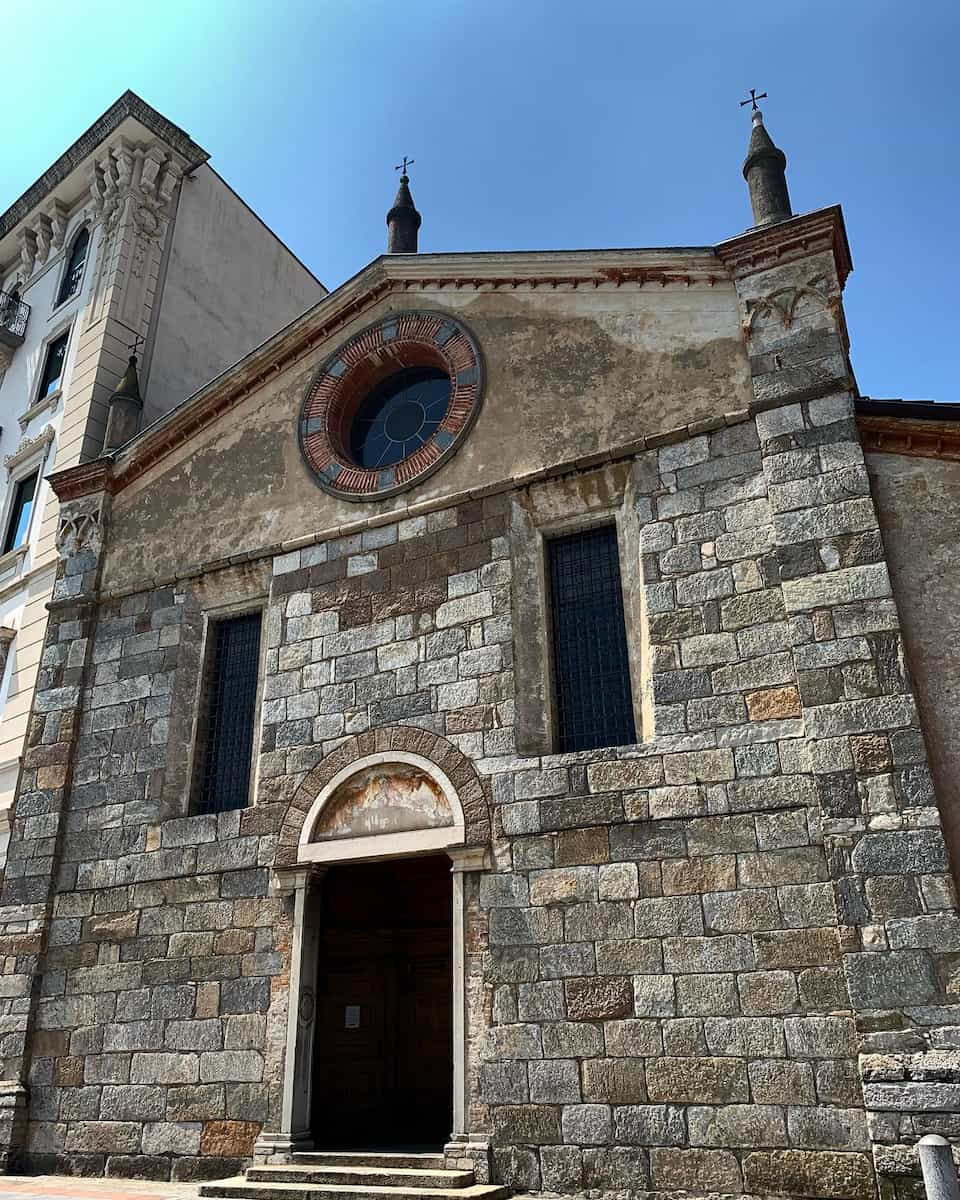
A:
[721,207,960,1198]
[254,865,326,1163]
[0,463,112,1171]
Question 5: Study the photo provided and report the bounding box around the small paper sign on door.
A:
[345,1005,360,1028]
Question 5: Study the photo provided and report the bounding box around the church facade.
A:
[2,111,960,1200]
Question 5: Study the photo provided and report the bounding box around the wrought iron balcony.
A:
[0,289,30,349]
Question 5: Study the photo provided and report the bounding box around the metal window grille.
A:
[195,612,262,814]
[547,524,636,753]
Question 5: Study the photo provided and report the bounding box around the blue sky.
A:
[5,0,957,400]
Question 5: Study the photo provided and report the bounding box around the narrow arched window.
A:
[56,228,89,306]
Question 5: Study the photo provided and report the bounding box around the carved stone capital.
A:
[269,863,326,898]
[34,214,52,266]
[448,845,489,873]
[742,277,840,344]
[46,199,68,250]
[94,138,182,243]
[55,495,107,559]
[17,229,36,279]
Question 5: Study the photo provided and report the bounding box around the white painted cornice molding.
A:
[4,425,55,473]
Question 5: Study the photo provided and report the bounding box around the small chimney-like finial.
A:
[387,157,421,254]
[740,90,793,228]
[102,339,145,453]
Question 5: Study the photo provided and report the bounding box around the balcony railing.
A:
[0,290,30,348]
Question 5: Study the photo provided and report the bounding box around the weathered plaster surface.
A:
[102,283,751,591]
[867,451,960,871]
[315,765,452,840]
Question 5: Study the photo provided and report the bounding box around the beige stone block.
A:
[743,1150,875,1199]
[651,1147,743,1192]
[746,685,802,720]
[646,1056,748,1103]
[662,856,736,895]
[200,1119,260,1157]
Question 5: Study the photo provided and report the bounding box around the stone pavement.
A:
[0,1179,200,1200]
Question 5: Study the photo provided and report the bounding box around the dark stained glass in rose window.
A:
[349,366,451,469]
[548,525,636,752]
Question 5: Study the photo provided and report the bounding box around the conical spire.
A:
[742,106,792,228]
[387,161,421,253]
[102,353,144,452]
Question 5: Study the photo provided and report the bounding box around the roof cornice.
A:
[715,205,852,287]
[858,413,960,463]
[47,459,116,503]
[0,90,208,241]
[90,247,727,495]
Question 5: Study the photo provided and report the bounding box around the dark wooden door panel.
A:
[311,857,453,1148]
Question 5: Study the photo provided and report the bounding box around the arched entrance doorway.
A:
[258,735,491,1174]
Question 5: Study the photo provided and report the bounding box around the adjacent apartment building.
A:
[0,91,325,858]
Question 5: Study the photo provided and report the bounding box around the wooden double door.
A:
[311,856,453,1148]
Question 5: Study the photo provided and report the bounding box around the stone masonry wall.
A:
[2,389,960,1197]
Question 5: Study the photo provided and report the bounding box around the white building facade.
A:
[0,91,325,859]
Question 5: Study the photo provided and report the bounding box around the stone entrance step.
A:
[198,1151,509,1200]
[292,1154,447,1170]
[246,1166,476,1189]
[198,1182,509,1200]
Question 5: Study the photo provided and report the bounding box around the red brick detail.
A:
[299,312,483,500]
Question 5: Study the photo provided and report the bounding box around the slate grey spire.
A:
[102,353,144,452]
[387,158,421,253]
[742,102,792,228]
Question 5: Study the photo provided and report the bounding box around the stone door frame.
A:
[254,752,490,1170]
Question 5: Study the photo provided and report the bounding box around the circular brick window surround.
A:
[299,312,483,501]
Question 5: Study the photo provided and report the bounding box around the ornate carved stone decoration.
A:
[17,229,37,279]
[34,215,52,266]
[47,200,67,251]
[89,140,177,246]
[4,426,55,473]
[55,498,106,558]
[84,138,183,335]
[743,277,839,339]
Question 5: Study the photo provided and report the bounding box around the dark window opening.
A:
[547,524,636,753]
[38,333,68,399]
[349,365,451,469]
[193,611,263,814]
[56,228,89,307]
[2,472,38,555]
